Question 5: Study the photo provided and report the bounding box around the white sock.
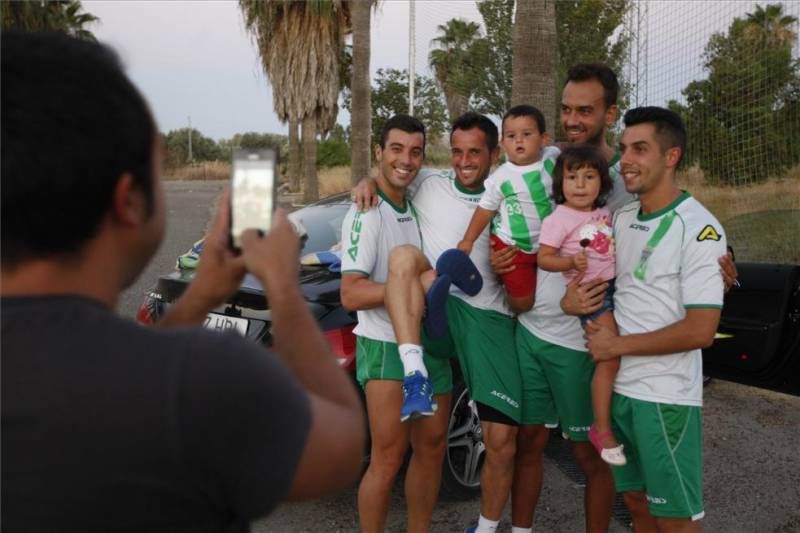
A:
[398,344,427,377]
[475,514,499,533]
[511,527,533,533]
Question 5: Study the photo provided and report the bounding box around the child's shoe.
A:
[588,424,627,466]
[436,249,483,296]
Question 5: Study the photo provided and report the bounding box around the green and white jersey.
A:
[410,168,511,316]
[479,145,561,253]
[340,191,422,342]
[613,192,726,406]
[518,152,630,349]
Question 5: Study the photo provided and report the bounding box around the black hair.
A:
[379,114,426,151]
[552,144,613,208]
[565,63,619,109]
[1,31,157,267]
[450,112,499,152]
[502,104,546,135]
[623,106,687,167]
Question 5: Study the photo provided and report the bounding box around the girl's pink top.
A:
[539,204,615,282]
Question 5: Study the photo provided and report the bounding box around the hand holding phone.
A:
[230,148,278,250]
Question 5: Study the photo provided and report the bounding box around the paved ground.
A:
[123,181,800,533]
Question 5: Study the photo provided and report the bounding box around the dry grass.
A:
[677,164,800,223]
[318,165,361,196]
[164,161,231,181]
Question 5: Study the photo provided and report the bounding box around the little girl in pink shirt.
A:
[538,144,626,466]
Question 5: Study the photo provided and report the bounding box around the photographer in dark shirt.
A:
[1,31,365,532]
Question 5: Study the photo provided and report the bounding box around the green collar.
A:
[609,150,621,168]
[638,190,690,221]
[377,188,408,213]
[453,176,485,195]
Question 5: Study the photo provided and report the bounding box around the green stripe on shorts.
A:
[355,336,452,395]
[611,393,704,520]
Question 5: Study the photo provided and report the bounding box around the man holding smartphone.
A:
[1,31,365,532]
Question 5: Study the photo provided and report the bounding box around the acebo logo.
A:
[490,390,520,408]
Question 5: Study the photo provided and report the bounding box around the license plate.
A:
[203,313,248,335]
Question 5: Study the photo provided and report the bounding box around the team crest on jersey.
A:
[696,225,721,242]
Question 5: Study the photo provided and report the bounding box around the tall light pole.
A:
[408,0,415,115]
[187,115,193,163]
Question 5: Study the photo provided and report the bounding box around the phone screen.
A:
[230,149,277,249]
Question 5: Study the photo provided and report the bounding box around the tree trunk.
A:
[301,114,319,203]
[350,0,372,185]
[444,89,469,122]
[511,0,558,134]
[288,117,302,192]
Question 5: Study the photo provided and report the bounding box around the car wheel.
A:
[440,377,483,500]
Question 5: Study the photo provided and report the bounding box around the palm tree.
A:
[349,0,374,185]
[429,18,481,121]
[511,0,558,132]
[1,0,98,41]
[744,3,798,49]
[240,1,350,203]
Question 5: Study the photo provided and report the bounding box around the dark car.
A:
[137,192,800,499]
[137,192,484,499]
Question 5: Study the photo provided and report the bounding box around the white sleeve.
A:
[478,172,504,211]
[681,220,727,308]
[340,205,381,277]
[408,167,444,199]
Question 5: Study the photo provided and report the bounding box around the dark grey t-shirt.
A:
[1,295,311,532]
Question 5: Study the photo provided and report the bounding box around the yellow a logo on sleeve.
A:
[697,225,721,242]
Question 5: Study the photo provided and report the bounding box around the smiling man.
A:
[354,112,524,533]
[586,107,726,532]
[340,115,455,533]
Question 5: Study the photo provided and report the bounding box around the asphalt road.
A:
[122,181,800,533]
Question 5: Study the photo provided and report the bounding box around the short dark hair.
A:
[502,104,546,135]
[379,114,426,151]
[450,112,499,152]
[623,106,687,167]
[565,63,619,109]
[552,144,613,208]
[1,31,157,267]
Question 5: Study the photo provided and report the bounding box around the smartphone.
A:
[230,148,278,250]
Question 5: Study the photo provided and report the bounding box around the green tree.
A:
[470,0,514,117]
[672,3,799,184]
[555,0,631,132]
[369,68,448,149]
[465,0,630,129]
[1,0,98,40]
[239,0,350,202]
[429,18,482,121]
[163,129,223,168]
[317,124,351,168]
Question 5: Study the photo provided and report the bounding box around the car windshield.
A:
[291,200,350,256]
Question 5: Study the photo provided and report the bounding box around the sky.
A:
[85,0,798,141]
[86,0,482,140]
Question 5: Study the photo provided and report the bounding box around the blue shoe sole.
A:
[436,249,483,296]
[424,274,451,338]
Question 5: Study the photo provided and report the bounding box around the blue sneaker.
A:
[464,526,477,533]
[436,249,483,296]
[400,371,436,422]
[423,274,451,338]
